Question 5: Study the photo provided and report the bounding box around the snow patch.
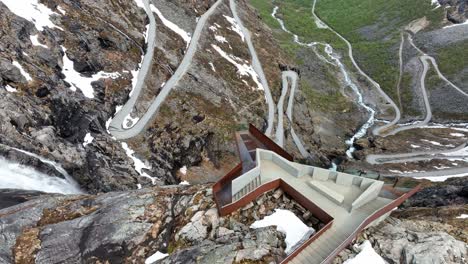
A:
[122,114,140,129]
[133,0,145,9]
[179,166,187,175]
[61,46,120,98]
[179,181,190,185]
[343,240,385,264]
[215,35,228,44]
[414,172,468,182]
[57,5,66,15]
[450,133,465,137]
[145,251,168,264]
[251,209,314,254]
[1,0,64,31]
[5,85,17,92]
[30,35,48,48]
[121,142,156,184]
[82,133,94,147]
[209,62,216,72]
[150,5,191,47]
[12,61,32,81]
[223,15,245,42]
[410,144,421,148]
[212,44,264,90]
[456,214,468,219]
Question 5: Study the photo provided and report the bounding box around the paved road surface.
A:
[109,0,223,139]
[366,142,467,164]
[311,0,401,137]
[230,0,275,136]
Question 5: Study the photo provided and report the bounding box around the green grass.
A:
[399,72,420,116]
[314,0,444,103]
[435,40,468,83]
[301,80,352,112]
[249,0,346,63]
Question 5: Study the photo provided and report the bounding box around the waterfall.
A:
[0,148,83,194]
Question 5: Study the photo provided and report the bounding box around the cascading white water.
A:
[271,6,376,168]
[0,148,83,194]
[0,157,82,194]
[323,48,376,158]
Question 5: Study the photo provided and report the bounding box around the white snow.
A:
[5,85,17,92]
[450,133,465,137]
[430,0,441,8]
[30,35,48,48]
[145,251,168,264]
[420,139,454,148]
[133,0,145,9]
[251,209,314,253]
[121,142,156,184]
[1,0,64,31]
[12,61,32,81]
[410,144,421,148]
[179,166,187,175]
[82,133,94,147]
[389,170,403,174]
[414,172,468,182]
[434,165,450,170]
[122,114,140,129]
[456,214,468,219]
[150,5,191,46]
[343,240,385,264]
[57,5,66,15]
[223,15,245,42]
[212,44,264,90]
[443,20,468,29]
[61,46,120,98]
[209,62,216,72]
[215,35,228,44]
[179,181,190,185]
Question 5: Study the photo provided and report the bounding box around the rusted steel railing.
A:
[319,184,421,264]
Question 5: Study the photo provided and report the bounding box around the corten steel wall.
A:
[319,184,421,264]
[213,163,242,210]
[218,179,282,216]
[249,124,294,161]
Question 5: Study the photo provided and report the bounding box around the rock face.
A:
[0,185,287,264]
[402,176,468,208]
[365,218,467,264]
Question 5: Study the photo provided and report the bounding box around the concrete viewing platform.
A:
[212,125,420,264]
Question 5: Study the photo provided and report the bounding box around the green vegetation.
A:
[435,40,468,85]
[399,72,420,117]
[249,0,345,62]
[315,0,445,103]
[301,80,353,112]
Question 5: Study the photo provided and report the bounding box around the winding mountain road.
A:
[229,0,275,137]
[312,0,401,137]
[109,0,223,139]
[366,142,467,164]
[385,55,433,136]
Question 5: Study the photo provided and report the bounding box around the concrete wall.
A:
[272,154,300,177]
[351,181,384,210]
[231,166,260,197]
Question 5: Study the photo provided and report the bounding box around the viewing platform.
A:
[212,124,420,264]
